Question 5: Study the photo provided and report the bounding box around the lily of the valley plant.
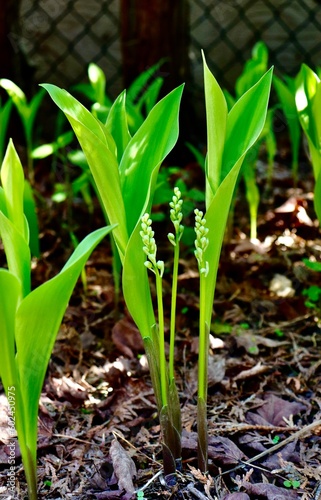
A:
[0,140,115,499]
[43,55,273,480]
[43,80,184,477]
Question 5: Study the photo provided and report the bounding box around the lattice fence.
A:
[17,0,121,95]
[189,0,321,100]
[13,0,321,102]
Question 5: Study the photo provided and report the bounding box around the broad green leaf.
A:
[203,158,243,325]
[122,222,155,338]
[223,67,273,182]
[1,139,26,238]
[15,225,115,455]
[120,85,184,234]
[0,212,31,297]
[222,89,235,111]
[202,52,227,203]
[273,75,300,170]
[106,90,131,163]
[42,84,128,258]
[143,336,162,411]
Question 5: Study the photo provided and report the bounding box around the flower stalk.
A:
[194,208,209,472]
[168,187,184,382]
[140,213,167,406]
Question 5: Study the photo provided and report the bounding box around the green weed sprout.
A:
[0,79,46,181]
[0,139,115,499]
[273,74,301,185]
[295,64,321,223]
[43,80,184,477]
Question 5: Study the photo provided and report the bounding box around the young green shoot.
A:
[167,187,184,382]
[0,79,46,181]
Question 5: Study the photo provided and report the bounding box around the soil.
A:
[1,147,321,499]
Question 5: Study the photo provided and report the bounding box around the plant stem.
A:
[169,240,179,382]
[155,270,167,407]
[197,272,208,402]
[24,448,38,500]
[197,271,208,472]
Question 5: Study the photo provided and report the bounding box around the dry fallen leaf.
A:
[112,319,144,358]
[242,481,300,499]
[109,439,136,496]
[246,393,306,427]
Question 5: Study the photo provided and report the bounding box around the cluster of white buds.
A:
[194,209,209,277]
[168,186,184,246]
[140,213,164,276]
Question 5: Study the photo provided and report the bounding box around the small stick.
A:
[218,419,321,477]
[242,419,321,465]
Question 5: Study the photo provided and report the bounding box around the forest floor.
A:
[0,150,321,499]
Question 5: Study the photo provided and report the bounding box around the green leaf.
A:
[15,225,115,462]
[202,51,227,203]
[0,211,31,298]
[25,89,46,145]
[303,258,321,272]
[31,130,74,159]
[127,60,164,104]
[138,77,163,115]
[120,85,184,235]
[88,63,106,106]
[235,41,268,97]
[106,90,131,163]
[42,84,128,258]
[0,269,21,391]
[273,75,300,170]
[295,65,321,220]
[314,169,321,222]
[1,139,26,238]
[122,223,155,339]
[23,180,40,257]
[223,67,273,182]
[203,67,273,326]
[0,99,13,162]
[295,64,320,147]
